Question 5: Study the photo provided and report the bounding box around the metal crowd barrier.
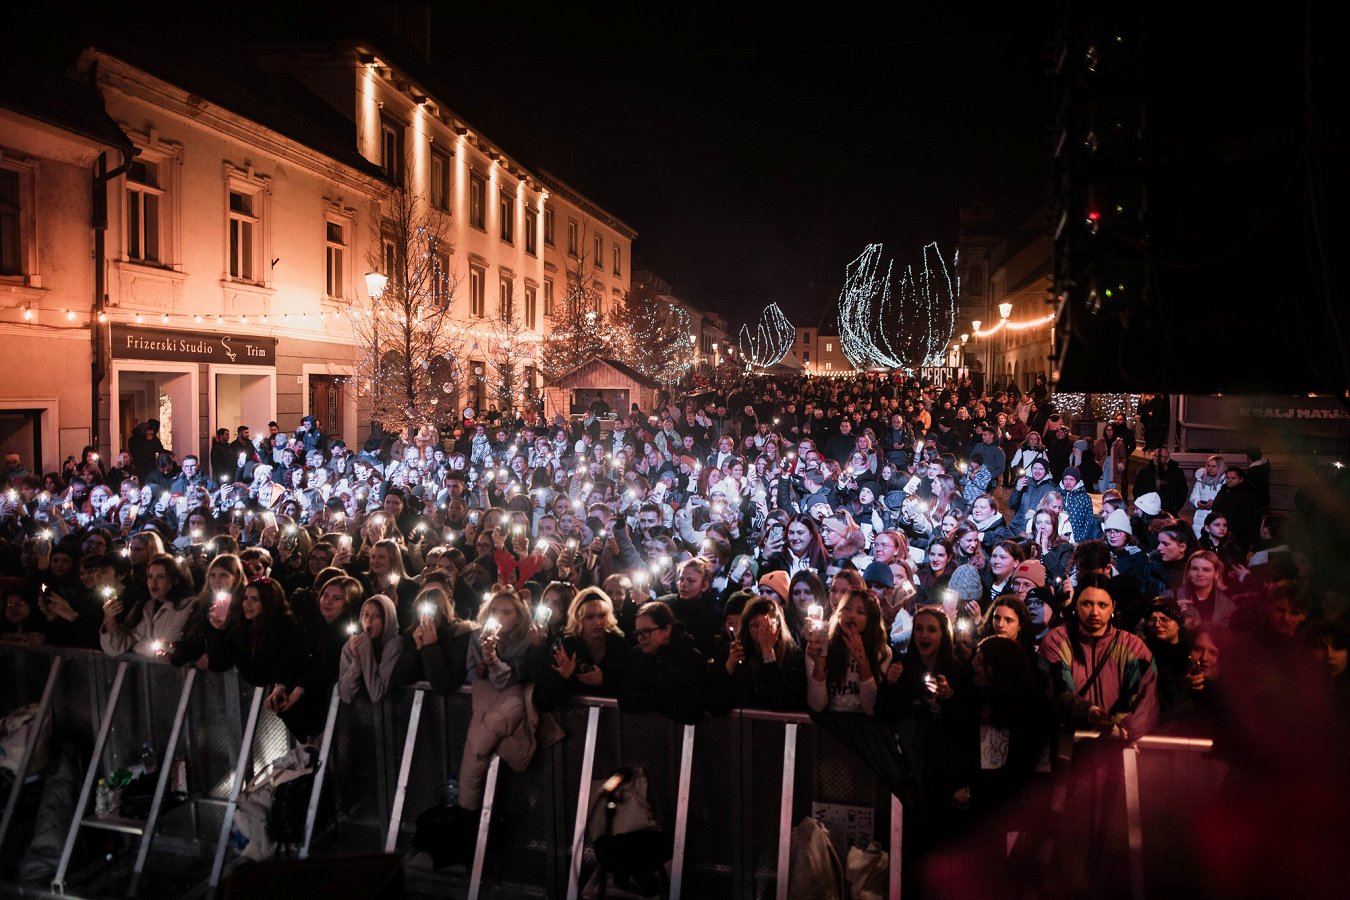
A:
[1067,730,1220,900]
[2,644,907,898]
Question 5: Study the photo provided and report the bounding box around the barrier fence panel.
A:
[2,646,1242,900]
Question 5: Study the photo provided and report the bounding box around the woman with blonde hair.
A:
[1172,550,1235,628]
[533,586,630,709]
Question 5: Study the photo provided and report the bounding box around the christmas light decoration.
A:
[614,281,696,385]
[541,253,632,380]
[737,302,795,370]
[837,242,959,371]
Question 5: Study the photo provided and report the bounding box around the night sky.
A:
[14,2,1060,330]
[436,5,1060,327]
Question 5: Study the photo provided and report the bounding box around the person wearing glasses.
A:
[620,600,708,724]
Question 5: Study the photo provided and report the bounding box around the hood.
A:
[366,593,401,652]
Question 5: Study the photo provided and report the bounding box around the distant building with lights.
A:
[955,206,1054,394]
[795,322,854,375]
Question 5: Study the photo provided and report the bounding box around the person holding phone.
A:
[533,586,630,709]
[393,585,477,693]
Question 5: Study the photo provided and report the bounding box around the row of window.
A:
[465,265,552,328]
[380,113,623,277]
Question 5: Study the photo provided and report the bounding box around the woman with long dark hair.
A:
[100,553,196,657]
[806,589,891,715]
[709,595,807,712]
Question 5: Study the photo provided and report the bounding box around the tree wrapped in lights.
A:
[837,242,959,371]
[615,279,695,385]
[482,307,537,412]
[737,302,795,370]
[539,227,629,379]
[354,180,466,433]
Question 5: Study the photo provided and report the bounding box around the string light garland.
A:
[969,313,1055,338]
[1051,392,1139,422]
[837,242,959,372]
[737,302,795,370]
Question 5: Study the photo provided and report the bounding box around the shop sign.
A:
[111,325,276,366]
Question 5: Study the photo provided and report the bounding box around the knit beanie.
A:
[949,564,984,602]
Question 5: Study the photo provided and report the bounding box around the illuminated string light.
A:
[969,313,1055,338]
[837,242,959,371]
[737,302,795,370]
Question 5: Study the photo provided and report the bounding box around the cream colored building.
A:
[260,43,636,411]
[79,48,387,461]
[1,64,132,474]
[3,36,637,470]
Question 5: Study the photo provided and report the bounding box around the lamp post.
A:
[363,272,389,438]
[997,303,1012,390]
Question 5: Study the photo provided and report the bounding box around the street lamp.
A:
[972,320,982,333]
[364,271,388,299]
[998,302,1013,319]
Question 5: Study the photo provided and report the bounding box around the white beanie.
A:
[1133,492,1162,516]
[1103,508,1133,533]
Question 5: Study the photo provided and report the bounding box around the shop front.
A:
[109,324,276,461]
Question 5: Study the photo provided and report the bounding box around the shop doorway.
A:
[211,368,275,443]
[0,409,42,476]
[113,367,196,456]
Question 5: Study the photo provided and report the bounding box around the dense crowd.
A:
[2,372,1347,857]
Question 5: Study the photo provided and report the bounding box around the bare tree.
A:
[539,216,629,378]
[354,171,466,434]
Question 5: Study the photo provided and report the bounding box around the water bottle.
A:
[139,741,158,776]
[169,755,188,800]
[95,779,114,818]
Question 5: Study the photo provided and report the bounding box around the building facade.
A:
[3,33,637,473]
[262,43,636,411]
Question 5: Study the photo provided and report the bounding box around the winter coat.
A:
[100,593,197,658]
[1133,461,1188,515]
[1009,473,1057,533]
[1040,623,1158,739]
[459,678,558,810]
[338,594,403,703]
[619,630,708,724]
[1059,481,1101,543]
[532,632,631,710]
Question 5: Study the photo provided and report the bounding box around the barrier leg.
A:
[775,722,798,900]
[300,686,342,859]
[467,754,501,900]
[53,661,127,893]
[889,794,903,900]
[669,723,696,900]
[565,705,601,900]
[129,667,196,895]
[209,686,264,888]
[1123,746,1145,900]
[384,688,424,853]
[0,655,62,854]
